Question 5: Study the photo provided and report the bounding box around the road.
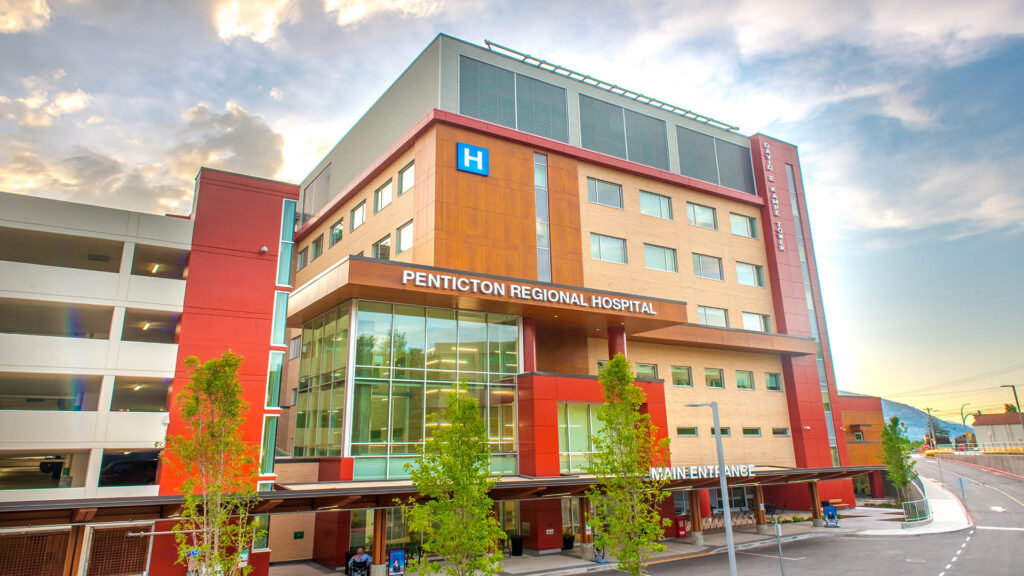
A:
[629,458,1023,575]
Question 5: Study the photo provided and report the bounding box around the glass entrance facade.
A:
[294,300,521,479]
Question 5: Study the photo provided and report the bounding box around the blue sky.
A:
[2,0,1022,420]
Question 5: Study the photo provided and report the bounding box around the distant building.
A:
[835,391,886,497]
[972,412,1024,444]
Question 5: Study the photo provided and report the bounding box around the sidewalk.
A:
[854,475,972,536]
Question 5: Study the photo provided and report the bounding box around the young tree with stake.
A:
[163,351,262,576]
[586,354,670,576]
[400,386,505,576]
[880,416,918,503]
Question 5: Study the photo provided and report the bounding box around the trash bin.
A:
[509,535,523,557]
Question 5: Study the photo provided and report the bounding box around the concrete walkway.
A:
[856,475,973,536]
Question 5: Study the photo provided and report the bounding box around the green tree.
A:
[586,354,670,576]
[880,416,918,502]
[1006,403,1019,414]
[163,351,262,576]
[926,413,950,440]
[401,386,505,576]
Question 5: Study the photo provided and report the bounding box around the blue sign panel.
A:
[456,142,489,176]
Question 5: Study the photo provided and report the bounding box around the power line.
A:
[884,361,1024,400]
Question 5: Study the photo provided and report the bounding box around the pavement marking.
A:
[951,556,958,563]
[976,525,1024,531]
[737,551,805,561]
[945,564,952,570]
[989,505,1006,512]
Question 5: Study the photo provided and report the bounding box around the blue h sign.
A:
[456,143,489,176]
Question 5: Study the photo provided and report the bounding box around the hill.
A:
[879,398,971,442]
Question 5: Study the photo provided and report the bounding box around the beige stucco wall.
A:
[293,130,436,287]
[269,512,316,563]
[587,338,796,468]
[577,162,774,329]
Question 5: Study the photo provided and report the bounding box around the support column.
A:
[686,490,704,545]
[753,486,770,535]
[371,508,387,576]
[522,317,537,372]
[869,471,886,498]
[808,482,825,527]
[607,326,627,359]
[579,497,594,560]
[64,525,86,576]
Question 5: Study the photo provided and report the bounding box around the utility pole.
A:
[926,408,944,486]
[960,403,971,450]
[1000,385,1024,438]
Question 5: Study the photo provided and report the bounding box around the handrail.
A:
[901,477,931,524]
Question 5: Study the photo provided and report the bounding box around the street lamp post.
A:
[1001,385,1024,437]
[686,401,737,576]
[960,403,971,450]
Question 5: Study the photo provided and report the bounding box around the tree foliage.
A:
[1006,403,1019,414]
[586,354,670,576]
[401,386,505,576]
[880,416,917,503]
[163,351,261,576]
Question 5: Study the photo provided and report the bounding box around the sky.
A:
[2,0,1023,421]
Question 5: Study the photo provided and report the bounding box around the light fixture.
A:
[133,384,142,391]
[142,322,151,331]
[151,264,160,274]
[123,451,132,455]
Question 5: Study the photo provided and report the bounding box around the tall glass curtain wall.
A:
[294,300,521,479]
[786,164,839,466]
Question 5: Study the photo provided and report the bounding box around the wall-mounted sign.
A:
[456,142,489,176]
[762,142,784,252]
[401,269,658,315]
[649,464,756,481]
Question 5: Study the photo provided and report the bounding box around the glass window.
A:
[351,201,366,231]
[266,351,284,407]
[854,431,864,442]
[709,426,730,436]
[742,312,771,332]
[271,292,288,346]
[635,363,657,379]
[586,177,623,209]
[276,241,292,286]
[329,218,344,247]
[590,233,627,264]
[643,244,677,272]
[98,450,160,487]
[736,370,754,390]
[109,378,169,412]
[374,179,393,213]
[355,301,393,369]
[676,427,698,437]
[671,366,691,387]
[281,199,296,243]
[692,253,723,280]
[296,247,308,271]
[687,202,717,229]
[697,306,728,328]
[766,373,782,391]
[260,416,278,474]
[730,213,758,238]
[557,403,602,474]
[289,335,302,359]
[310,235,323,261]
[372,236,391,261]
[772,427,790,436]
[742,427,761,437]
[736,262,765,287]
[399,162,415,195]
[705,368,724,389]
[639,191,672,219]
[397,221,413,254]
[535,154,552,283]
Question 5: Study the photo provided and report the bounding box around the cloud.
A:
[0,73,92,127]
[268,87,284,101]
[0,0,51,34]
[215,0,295,43]
[0,101,285,214]
[324,0,444,28]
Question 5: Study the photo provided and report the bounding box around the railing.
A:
[694,509,757,532]
[931,442,1024,455]
[901,477,931,524]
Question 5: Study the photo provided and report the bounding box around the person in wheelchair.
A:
[349,546,372,576]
